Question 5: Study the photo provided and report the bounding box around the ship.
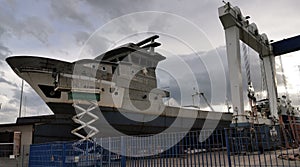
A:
[6,35,232,137]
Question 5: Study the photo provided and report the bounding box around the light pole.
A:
[19,80,24,118]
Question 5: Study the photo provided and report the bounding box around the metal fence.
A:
[226,126,300,167]
[28,126,300,167]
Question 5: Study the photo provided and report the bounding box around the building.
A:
[0,114,81,166]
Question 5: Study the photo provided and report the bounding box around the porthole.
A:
[49,91,56,96]
[110,88,116,93]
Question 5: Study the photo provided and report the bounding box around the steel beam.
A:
[272,35,300,56]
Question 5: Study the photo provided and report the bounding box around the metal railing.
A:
[28,126,300,167]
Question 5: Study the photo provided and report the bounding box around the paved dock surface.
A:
[123,150,300,166]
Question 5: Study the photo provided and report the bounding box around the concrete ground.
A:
[123,150,300,167]
[4,149,300,166]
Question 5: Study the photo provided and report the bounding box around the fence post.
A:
[62,143,66,167]
[121,136,126,167]
[100,138,103,166]
[28,145,32,167]
[224,129,232,167]
[108,137,111,165]
[21,145,24,167]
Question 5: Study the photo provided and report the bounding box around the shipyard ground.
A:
[121,149,300,166]
[2,149,300,166]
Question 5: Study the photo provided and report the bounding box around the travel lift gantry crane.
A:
[219,2,278,127]
[218,2,300,138]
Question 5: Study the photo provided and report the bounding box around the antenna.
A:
[225,98,231,113]
[192,87,199,107]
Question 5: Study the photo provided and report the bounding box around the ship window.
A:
[112,66,118,75]
[140,57,147,66]
[102,66,106,71]
[119,55,129,62]
[0,131,20,157]
[147,60,152,66]
[68,92,100,101]
[0,132,13,157]
[131,55,140,64]
[110,87,116,93]
[38,85,61,98]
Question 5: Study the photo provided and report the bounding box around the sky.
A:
[0,0,300,124]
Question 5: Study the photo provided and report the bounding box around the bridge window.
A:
[140,57,147,66]
[131,55,140,64]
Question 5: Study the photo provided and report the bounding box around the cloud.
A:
[157,45,278,111]
[21,16,53,45]
[73,31,90,46]
[0,2,54,45]
[157,47,226,107]
[0,91,19,123]
[50,0,92,29]
[9,83,53,116]
[0,44,12,61]
[85,0,152,19]
[0,0,299,124]
[0,68,18,88]
[0,110,18,124]
[0,78,18,88]
[79,33,113,58]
